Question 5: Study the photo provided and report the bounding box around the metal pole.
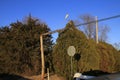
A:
[96,16,99,44]
[40,35,45,80]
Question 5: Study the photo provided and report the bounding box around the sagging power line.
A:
[76,14,120,27]
[41,14,120,35]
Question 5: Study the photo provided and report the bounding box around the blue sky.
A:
[0,0,120,44]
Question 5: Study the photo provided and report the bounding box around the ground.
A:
[25,74,66,80]
[0,73,66,80]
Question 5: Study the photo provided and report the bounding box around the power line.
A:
[42,14,120,35]
[76,14,120,27]
[1,14,120,36]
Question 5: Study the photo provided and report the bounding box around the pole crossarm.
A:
[42,28,65,36]
[40,28,65,80]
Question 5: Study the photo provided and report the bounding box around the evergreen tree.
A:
[52,21,100,79]
[97,42,116,72]
[0,15,53,75]
[114,51,120,71]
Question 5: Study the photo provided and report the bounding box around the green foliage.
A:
[52,21,100,79]
[1,15,120,78]
[79,39,100,72]
[52,21,120,79]
[0,15,53,75]
[97,42,116,72]
[113,48,120,71]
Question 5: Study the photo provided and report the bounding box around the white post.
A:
[96,16,99,44]
[71,56,73,80]
[47,68,50,80]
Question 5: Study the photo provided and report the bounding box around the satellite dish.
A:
[67,46,76,56]
[65,13,69,19]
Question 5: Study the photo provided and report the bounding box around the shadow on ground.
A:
[0,73,31,80]
[82,70,110,76]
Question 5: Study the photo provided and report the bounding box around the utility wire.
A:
[76,14,120,27]
[1,14,120,37]
[42,14,120,35]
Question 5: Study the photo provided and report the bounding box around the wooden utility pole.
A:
[40,35,45,80]
[96,16,99,44]
[40,28,64,80]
